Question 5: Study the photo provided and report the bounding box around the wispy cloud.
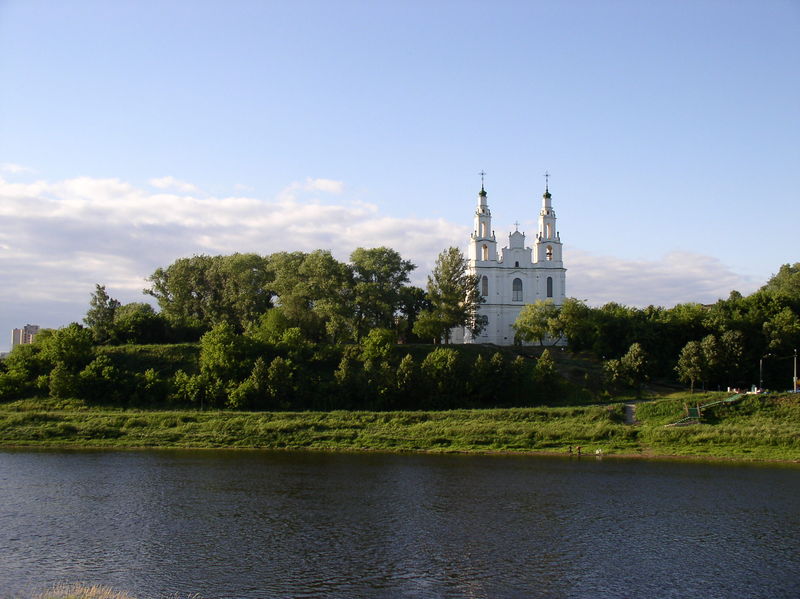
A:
[568,249,759,307]
[148,176,200,193]
[1,163,34,174]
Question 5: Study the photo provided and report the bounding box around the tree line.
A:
[2,246,798,407]
[511,262,800,392]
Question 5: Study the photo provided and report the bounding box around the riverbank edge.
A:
[2,440,799,465]
[2,398,799,463]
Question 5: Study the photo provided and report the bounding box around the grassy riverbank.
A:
[1,393,798,461]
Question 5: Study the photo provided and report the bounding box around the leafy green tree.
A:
[84,284,121,343]
[350,247,415,338]
[620,342,649,396]
[420,347,463,407]
[146,253,273,334]
[700,334,724,389]
[199,322,255,384]
[111,302,166,344]
[360,328,396,363]
[720,330,745,387]
[49,362,79,399]
[556,298,593,351]
[763,307,800,353]
[761,263,800,306]
[414,247,485,343]
[228,357,270,410]
[533,348,558,386]
[38,323,95,372]
[676,340,705,393]
[79,355,123,403]
[513,299,561,345]
[265,356,296,409]
[394,354,420,407]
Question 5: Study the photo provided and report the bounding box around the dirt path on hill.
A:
[624,403,639,425]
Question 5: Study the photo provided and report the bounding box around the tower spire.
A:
[479,170,486,194]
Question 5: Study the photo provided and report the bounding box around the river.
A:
[1,449,798,598]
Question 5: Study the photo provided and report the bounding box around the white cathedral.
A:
[452,178,566,345]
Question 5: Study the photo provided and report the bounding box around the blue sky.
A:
[1,0,798,351]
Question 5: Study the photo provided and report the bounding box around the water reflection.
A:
[1,450,798,598]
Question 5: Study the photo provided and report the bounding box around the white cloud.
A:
[0,163,34,174]
[281,177,344,197]
[148,176,200,193]
[567,248,760,307]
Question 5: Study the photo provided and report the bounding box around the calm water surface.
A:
[0,449,798,599]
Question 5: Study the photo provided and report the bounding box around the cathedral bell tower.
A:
[468,173,497,263]
[534,178,563,265]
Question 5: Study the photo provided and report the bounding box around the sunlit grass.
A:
[1,394,798,461]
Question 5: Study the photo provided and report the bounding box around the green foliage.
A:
[360,328,396,362]
[676,341,704,393]
[415,247,485,343]
[84,284,121,343]
[38,323,95,372]
[145,253,273,334]
[199,322,255,382]
[350,246,415,338]
[111,302,166,344]
[513,299,561,345]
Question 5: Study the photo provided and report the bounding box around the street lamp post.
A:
[759,354,772,391]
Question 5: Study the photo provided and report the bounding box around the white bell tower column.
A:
[468,172,497,263]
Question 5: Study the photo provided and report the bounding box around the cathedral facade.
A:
[454,180,567,345]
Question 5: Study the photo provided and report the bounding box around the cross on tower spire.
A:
[544,171,550,192]
[479,170,486,191]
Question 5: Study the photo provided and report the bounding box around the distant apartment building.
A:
[11,324,40,348]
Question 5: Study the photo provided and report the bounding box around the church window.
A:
[515,261,519,267]
[546,223,553,238]
[512,278,523,302]
[481,222,488,237]
[546,246,553,261]
[481,276,488,297]
[482,244,489,260]
[547,276,553,298]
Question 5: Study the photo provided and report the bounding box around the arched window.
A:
[547,276,553,298]
[512,278,523,302]
[482,244,489,260]
[546,246,553,261]
[481,276,488,297]
[480,222,488,237]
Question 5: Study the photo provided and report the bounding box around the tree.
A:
[513,300,560,346]
[533,348,558,386]
[350,247,415,338]
[199,322,255,384]
[761,263,800,306]
[84,284,121,343]
[38,323,95,372]
[145,253,273,334]
[420,347,463,407]
[620,342,649,396]
[763,307,800,353]
[720,330,745,387]
[556,298,593,350]
[700,334,723,389]
[111,302,166,344]
[676,340,705,393]
[414,247,485,343]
